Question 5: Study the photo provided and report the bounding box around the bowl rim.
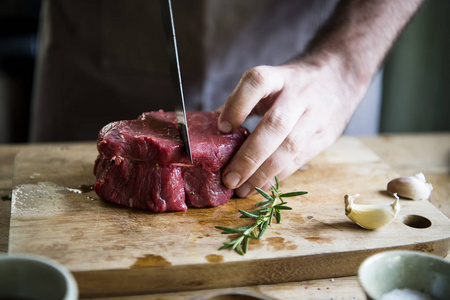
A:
[0,253,78,300]
[358,250,450,299]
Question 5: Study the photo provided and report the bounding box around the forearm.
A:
[303,0,425,99]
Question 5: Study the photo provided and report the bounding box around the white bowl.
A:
[358,250,450,300]
[0,254,78,300]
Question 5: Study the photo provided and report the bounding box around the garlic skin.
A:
[387,172,433,200]
[344,194,401,230]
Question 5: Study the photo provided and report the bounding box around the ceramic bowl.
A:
[0,254,78,300]
[358,250,450,300]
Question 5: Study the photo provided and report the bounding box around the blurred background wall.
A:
[380,0,450,133]
[0,0,449,143]
[0,0,40,143]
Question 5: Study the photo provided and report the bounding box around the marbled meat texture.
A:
[94,110,249,212]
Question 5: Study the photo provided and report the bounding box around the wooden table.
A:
[1,133,449,299]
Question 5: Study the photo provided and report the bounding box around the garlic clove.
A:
[387,172,433,200]
[344,194,401,230]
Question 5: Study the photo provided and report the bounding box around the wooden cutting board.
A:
[8,138,450,298]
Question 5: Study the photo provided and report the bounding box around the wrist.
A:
[295,50,369,105]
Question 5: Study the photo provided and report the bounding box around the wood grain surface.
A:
[7,138,450,298]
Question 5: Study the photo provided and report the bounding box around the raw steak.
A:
[94,110,249,212]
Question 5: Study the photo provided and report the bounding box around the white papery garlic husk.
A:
[387,172,433,200]
[344,194,401,230]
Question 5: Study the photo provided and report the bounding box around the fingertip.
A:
[223,171,241,189]
[219,120,233,133]
[235,182,253,198]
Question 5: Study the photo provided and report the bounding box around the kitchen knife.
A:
[159,0,193,163]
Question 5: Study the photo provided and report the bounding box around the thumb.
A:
[218,66,283,133]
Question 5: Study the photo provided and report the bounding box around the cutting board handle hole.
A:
[402,214,432,229]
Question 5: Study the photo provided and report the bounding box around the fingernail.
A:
[236,182,252,198]
[219,121,232,133]
[224,171,241,189]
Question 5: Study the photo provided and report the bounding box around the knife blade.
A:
[159,0,193,163]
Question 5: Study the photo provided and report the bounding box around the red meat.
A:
[94,110,248,212]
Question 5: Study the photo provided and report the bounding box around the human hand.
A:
[217,0,424,197]
[218,57,365,197]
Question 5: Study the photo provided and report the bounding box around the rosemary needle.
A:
[215,176,307,255]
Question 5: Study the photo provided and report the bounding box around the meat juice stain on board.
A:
[304,236,333,244]
[77,184,95,193]
[129,254,172,269]
[205,254,224,263]
[266,237,298,251]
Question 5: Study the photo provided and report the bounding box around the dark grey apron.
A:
[31,0,381,142]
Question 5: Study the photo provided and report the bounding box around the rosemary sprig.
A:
[215,176,307,255]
